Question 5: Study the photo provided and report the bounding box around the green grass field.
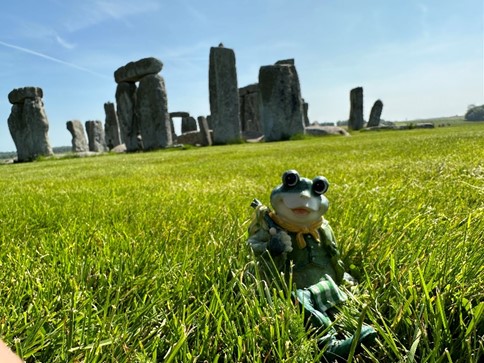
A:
[0,123,483,362]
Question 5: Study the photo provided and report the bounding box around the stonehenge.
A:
[114,57,172,151]
[258,59,305,141]
[85,120,108,152]
[368,99,384,127]
[239,84,262,133]
[4,47,383,161]
[348,87,364,130]
[104,102,122,149]
[136,73,172,150]
[7,87,53,162]
[66,120,89,152]
[209,45,241,144]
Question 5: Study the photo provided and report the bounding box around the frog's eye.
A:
[282,170,300,187]
[312,176,329,195]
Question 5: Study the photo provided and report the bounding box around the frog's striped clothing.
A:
[293,274,347,328]
[307,274,348,311]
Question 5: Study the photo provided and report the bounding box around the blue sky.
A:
[0,0,482,152]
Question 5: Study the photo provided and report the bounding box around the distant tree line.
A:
[465,104,484,121]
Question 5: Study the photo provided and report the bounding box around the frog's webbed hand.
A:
[268,228,293,256]
[247,229,270,255]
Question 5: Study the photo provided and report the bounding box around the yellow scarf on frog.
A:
[268,212,323,249]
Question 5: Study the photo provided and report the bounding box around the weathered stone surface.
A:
[115,82,139,152]
[275,58,295,66]
[197,116,212,146]
[114,57,163,83]
[176,131,201,145]
[85,120,108,152]
[209,46,241,144]
[104,102,122,149]
[8,87,43,104]
[181,116,197,134]
[239,83,259,96]
[66,120,89,152]
[258,63,305,141]
[303,100,310,127]
[136,74,172,150]
[7,95,53,162]
[239,83,261,132]
[367,99,383,127]
[170,111,190,118]
[348,87,364,130]
[305,125,350,136]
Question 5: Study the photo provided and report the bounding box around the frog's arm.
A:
[247,204,288,274]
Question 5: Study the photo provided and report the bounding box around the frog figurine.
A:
[247,170,376,360]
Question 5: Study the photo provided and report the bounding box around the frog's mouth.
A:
[291,207,311,216]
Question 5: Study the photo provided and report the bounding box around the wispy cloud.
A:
[55,34,76,49]
[62,0,161,32]
[0,40,109,79]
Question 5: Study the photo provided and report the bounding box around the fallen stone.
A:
[305,125,350,136]
[176,131,201,145]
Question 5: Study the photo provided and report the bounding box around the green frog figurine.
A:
[247,170,376,360]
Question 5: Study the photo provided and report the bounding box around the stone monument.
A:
[104,102,122,149]
[367,99,383,127]
[66,120,89,152]
[7,87,53,162]
[85,120,108,152]
[348,87,364,130]
[258,59,305,141]
[114,57,172,151]
[208,45,241,144]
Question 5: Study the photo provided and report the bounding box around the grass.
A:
[0,123,483,362]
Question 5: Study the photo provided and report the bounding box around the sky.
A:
[0,0,482,152]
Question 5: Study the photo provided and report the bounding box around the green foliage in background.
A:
[0,124,483,362]
[465,105,484,121]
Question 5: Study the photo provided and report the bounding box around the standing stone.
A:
[367,99,384,127]
[66,120,89,152]
[104,102,122,149]
[115,82,139,152]
[85,120,108,152]
[348,87,364,130]
[181,116,197,133]
[197,116,212,146]
[7,87,53,162]
[136,74,172,150]
[258,62,305,141]
[209,45,241,144]
[239,83,262,132]
[303,100,310,127]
